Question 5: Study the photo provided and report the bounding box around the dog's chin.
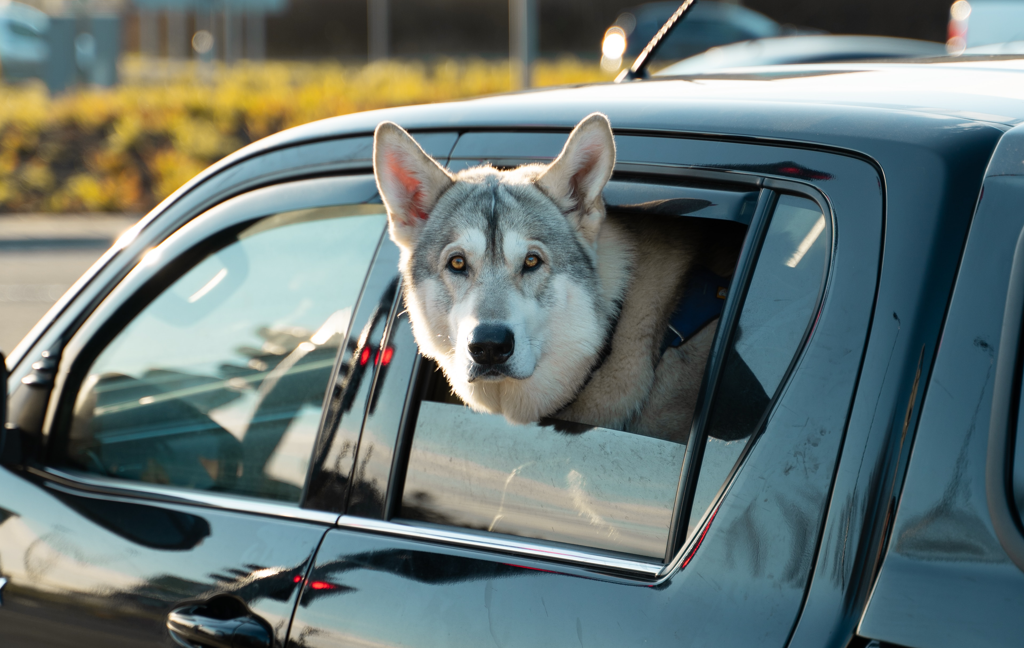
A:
[466,363,530,383]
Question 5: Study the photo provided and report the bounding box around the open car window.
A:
[52,203,387,503]
[392,186,830,560]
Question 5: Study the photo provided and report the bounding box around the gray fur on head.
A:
[374,114,623,424]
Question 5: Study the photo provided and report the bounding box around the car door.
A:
[859,123,1024,647]
[0,175,389,647]
[287,133,884,647]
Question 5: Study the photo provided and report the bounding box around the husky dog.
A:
[373,114,739,440]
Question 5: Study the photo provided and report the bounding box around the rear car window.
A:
[396,189,829,559]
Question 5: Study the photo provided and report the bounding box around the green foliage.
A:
[0,57,610,213]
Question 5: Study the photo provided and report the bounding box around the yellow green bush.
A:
[0,57,611,213]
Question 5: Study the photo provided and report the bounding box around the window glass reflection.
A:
[64,206,386,503]
[402,401,684,559]
[688,194,828,535]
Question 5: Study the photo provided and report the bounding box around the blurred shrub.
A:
[0,57,611,213]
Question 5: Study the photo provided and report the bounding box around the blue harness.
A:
[661,266,731,354]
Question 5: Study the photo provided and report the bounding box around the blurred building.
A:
[3,0,958,82]
[129,0,287,61]
[1,0,122,92]
[257,0,953,61]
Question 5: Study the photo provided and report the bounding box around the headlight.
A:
[602,26,628,60]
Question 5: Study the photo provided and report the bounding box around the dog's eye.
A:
[448,255,466,272]
[523,253,541,270]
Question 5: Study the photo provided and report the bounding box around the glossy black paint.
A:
[0,467,325,647]
[858,124,1024,648]
[789,123,1006,648]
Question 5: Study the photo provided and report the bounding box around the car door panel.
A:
[291,142,883,647]
[0,468,327,647]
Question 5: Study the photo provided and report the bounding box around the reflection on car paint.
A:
[0,469,322,646]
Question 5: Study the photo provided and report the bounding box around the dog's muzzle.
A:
[468,324,515,367]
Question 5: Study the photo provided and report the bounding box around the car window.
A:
[687,194,829,535]
[394,191,829,559]
[58,205,386,503]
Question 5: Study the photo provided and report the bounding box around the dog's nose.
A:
[468,325,515,365]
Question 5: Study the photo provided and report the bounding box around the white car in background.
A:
[0,0,48,81]
[948,0,1024,53]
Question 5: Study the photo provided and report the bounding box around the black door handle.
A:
[166,597,273,648]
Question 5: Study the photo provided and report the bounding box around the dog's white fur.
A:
[374,114,730,439]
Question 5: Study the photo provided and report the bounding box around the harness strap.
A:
[661,266,731,354]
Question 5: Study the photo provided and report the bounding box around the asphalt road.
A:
[0,215,140,356]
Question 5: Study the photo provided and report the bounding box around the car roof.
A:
[218,57,1024,178]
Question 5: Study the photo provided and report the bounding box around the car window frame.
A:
[33,175,386,523]
[334,158,836,579]
[5,132,460,374]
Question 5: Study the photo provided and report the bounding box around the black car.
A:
[4,56,1024,648]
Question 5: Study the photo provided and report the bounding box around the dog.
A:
[373,114,742,441]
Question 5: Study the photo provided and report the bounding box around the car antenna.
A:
[616,0,699,82]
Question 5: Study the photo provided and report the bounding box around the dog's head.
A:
[373,114,617,423]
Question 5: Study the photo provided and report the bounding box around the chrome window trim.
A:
[335,515,666,579]
[35,467,342,525]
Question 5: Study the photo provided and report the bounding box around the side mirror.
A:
[1,349,54,468]
[0,350,15,466]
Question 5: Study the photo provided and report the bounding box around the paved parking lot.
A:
[0,214,140,355]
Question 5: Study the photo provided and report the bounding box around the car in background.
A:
[656,34,947,76]
[948,0,1024,53]
[0,0,49,81]
[5,55,1024,648]
[601,0,811,68]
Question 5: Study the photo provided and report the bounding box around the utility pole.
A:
[368,0,389,61]
[509,0,537,89]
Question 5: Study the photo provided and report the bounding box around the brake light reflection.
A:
[360,345,394,366]
[309,580,337,591]
[293,575,338,591]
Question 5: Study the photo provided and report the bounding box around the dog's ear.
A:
[536,113,616,245]
[374,122,454,250]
